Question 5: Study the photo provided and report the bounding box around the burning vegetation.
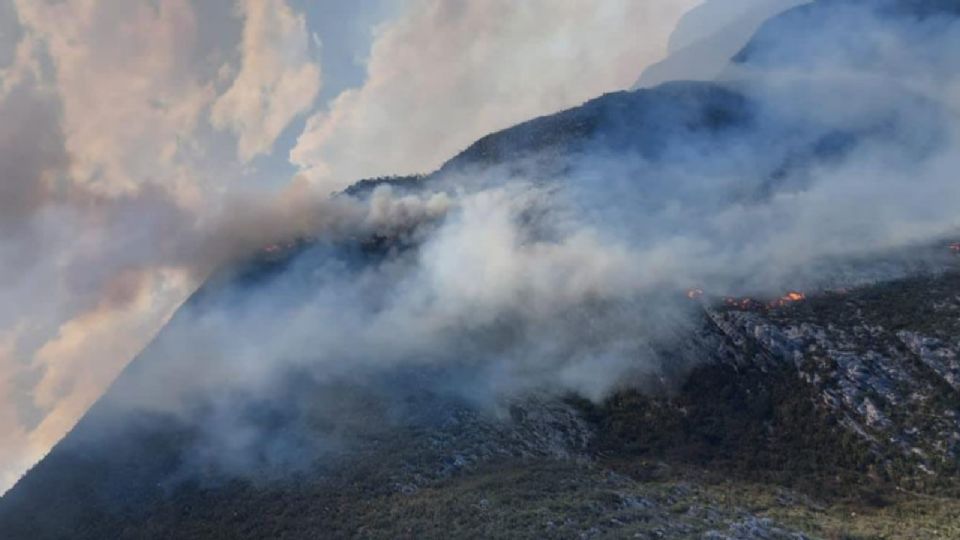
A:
[770,291,806,307]
[687,287,807,312]
[723,291,806,310]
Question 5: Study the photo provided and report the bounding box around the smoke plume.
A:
[88,0,960,481]
[4,0,960,486]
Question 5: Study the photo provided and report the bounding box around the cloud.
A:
[0,0,318,493]
[11,0,223,195]
[211,0,322,162]
[290,0,700,192]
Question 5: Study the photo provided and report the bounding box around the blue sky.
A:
[250,0,397,183]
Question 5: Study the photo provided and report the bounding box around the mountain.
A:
[2,1,960,538]
[632,0,808,89]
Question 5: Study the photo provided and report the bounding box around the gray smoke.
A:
[79,0,960,479]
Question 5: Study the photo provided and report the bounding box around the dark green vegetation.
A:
[592,362,879,497]
[591,273,960,499]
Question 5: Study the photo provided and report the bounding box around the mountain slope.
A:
[3,262,959,539]
[2,1,960,538]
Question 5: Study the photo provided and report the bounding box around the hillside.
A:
[3,260,959,539]
[2,1,959,538]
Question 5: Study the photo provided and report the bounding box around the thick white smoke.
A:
[4,0,960,486]
[0,0,703,492]
[96,3,960,480]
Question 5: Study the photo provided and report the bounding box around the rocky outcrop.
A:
[698,273,960,483]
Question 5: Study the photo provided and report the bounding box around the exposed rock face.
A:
[704,516,810,540]
[700,273,960,484]
[2,269,958,539]
[899,331,960,392]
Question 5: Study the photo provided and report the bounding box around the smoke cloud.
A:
[102,0,960,479]
[0,0,699,492]
[4,0,960,491]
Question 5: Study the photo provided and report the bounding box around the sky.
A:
[0,0,729,494]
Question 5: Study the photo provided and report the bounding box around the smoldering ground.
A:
[53,0,960,482]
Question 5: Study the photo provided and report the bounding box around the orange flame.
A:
[769,291,806,308]
[719,290,807,310]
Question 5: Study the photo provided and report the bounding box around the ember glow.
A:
[719,291,807,311]
[769,291,806,308]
